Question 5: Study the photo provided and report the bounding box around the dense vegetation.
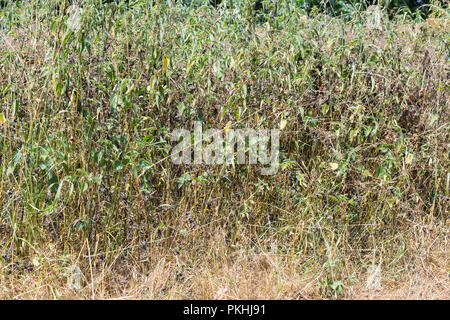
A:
[0,0,448,299]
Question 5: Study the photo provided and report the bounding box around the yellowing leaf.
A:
[224,121,232,135]
[405,152,414,165]
[0,113,5,125]
[162,55,170,75]
[69,91,77,108]
[362,169,373,177]
[329,162,339,171]
[31,257,40,267]
[254,112,259,124]
[279,119,288,130]
[186,60,194,75]
[349,128,359,143]
[149,75,157,91]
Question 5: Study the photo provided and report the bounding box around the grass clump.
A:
[0,0,448,299]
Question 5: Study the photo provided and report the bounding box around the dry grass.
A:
[1,219,448,299]
[0,1,448,299]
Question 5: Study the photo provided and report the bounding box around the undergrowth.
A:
[0,0,448,299]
